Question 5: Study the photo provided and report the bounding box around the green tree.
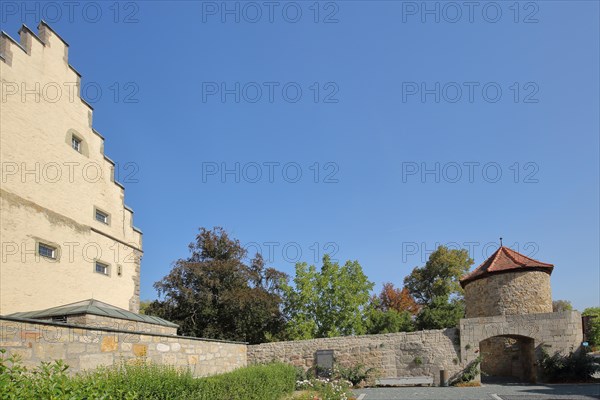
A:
[138,300,152,315]
[403,246,473,305]
[416,296,465,330]
[282,255,374,339]
[402,246,472,330]
[582,307,600,348]
[366,307,415,334]
[146,227,287,344]
[552,300,573,312]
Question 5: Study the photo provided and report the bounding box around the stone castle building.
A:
[460,246,565,383]
[0,22,142,315]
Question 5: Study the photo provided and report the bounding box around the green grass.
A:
[0,349,296,399]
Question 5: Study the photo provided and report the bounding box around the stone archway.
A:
[458,311,583,384]
[480,335,535,383]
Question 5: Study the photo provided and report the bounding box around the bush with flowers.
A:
[294,377,353,400]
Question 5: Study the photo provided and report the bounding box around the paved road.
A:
[353,383,600,400]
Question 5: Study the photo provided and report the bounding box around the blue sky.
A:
[2,1,598,311]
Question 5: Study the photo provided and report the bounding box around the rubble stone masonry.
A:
[249,329,464,385]
[464,271,552,318]
[0,317,246,377]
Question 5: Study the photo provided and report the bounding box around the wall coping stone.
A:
[0,316,247,345]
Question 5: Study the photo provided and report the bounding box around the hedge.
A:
[0,349,296,400]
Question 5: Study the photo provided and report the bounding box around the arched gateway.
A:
[459,246,583,383]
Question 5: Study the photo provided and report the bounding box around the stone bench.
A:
[376,376,434,387]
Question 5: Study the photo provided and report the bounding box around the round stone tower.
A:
[460,246,554,318]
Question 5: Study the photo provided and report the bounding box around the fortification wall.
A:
[0,312,584,384]
[480,336,526,380]
[248,329,463,385]
[464,271,552,318]
[0,317,246,377]
[38,314,178,336]
[460,311,583,382]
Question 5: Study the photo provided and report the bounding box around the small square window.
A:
[95,209,109,224]
[95,262,109,276]
[72,136,81,152]
[38,243,56,259]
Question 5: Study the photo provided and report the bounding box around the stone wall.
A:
[480,336,535,381]
[0,317,246,377]
[1,312,584,384]
[460,311,583,382]
[464,271,552,318]
[248,329,463,385]
[39,314,178,336]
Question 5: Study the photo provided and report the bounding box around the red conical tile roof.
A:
[460,246,554,288]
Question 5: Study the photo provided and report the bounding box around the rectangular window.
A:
[95,209,109,224]
[38,243,56,259]
[95,261,109,276]
[72,136,81,152]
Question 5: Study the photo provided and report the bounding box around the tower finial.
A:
[500,237,503,247]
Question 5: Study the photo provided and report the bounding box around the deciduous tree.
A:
[146,227,287,344]
[582,307,600,349]
[365,304,415,334]
[416,296,465,330]
[378,283,420,315]
[403,245,473,305]
[403,246,472,330]
[282,255,374,339]
[552,300,573,312]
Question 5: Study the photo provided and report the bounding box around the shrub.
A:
[540,347,599,383]
[294,365,309,381]
[0,349,295,399]
[450,355,482,386]
[335,363,377,386]
[194,363,296,400]
[295,378,353,400]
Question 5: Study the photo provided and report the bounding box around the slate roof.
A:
[460,246,554,288]
[7,299,178,328]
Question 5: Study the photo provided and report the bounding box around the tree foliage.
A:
[552,300,573,312]
[402,246,471,330]
[146,227,287,344]
[403,246,473,305]
[282,255,374,339]
[377,283,420,315]
[582,307,600,348]
[138,300,152,315]
[416,296,465,330]
[364,282,418,334]
[366,307,415,334]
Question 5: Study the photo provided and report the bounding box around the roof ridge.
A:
[487,246,504,271]
[460,245,553,288]
[507,246,554,266]
[501,246,520,265]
